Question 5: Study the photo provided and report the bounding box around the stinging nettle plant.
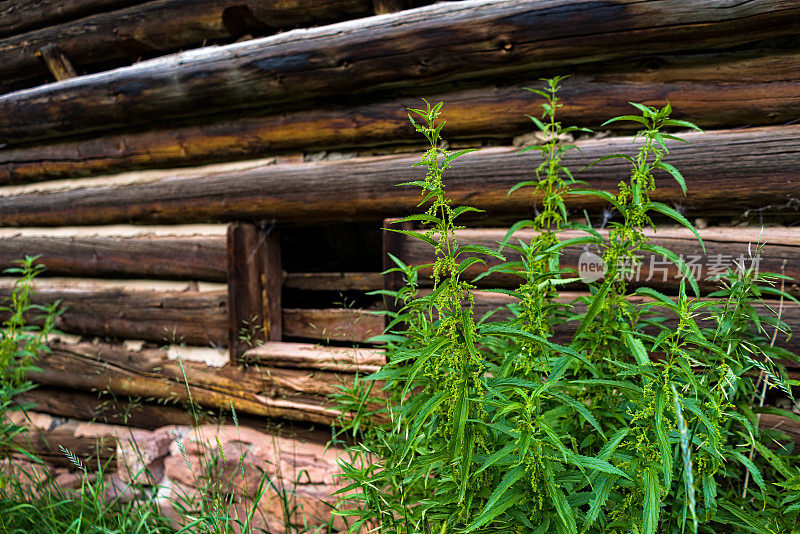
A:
[333,78,800,534]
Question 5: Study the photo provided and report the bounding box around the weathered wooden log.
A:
[469,291,800,357]
[3,48,800,184]
[284,272,383,291]
[2,0,799,143]
[283,308,384,343]
[15,386,203,429]
[0,276,387,345]
[0,0,374,92]
[35,43,77,81]
[0,278,229,346]
[14,386,335,443]
[0,0,144,38]
[227,223,282,362]
[392,226,800,296]
[0,229,227,281]
[0,126,798,226]
[30,340,351,425]
[758,413,800,446]
[243,341,385,372]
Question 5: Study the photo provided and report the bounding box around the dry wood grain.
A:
[284,272,383,291]
[227,223,281,362]
[35,43,77,81]
[0,233,226,281]
[30,340,351,425]
[283,308,384,343]
[0,0,145,38]
[0,0,373,92]
[3,48,799,184]
[243,341,385,372]
[14,386,335,443]
[0,279,229,346]
[2,0,799,142]
[0,126,797,226]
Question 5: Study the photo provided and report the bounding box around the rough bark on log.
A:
[3,48,800,183]
[0,279,229,346]
[392,226,800,296]
[0,233,226,281]
[242,341,385,372]
[4,50,800,184]
[0,126,798,226]
[30,340,351,425]
[0,0,374,93]
[2,0,799,142]
[283,308,384,343]
[0,0,144,38]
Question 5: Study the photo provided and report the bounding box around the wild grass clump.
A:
[0,260,329,533]
[334,79,800,533]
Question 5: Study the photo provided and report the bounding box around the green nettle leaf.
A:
[545,464,578,534]
[623,331,650,367]
[332,82,797,534]
[648,202,705,253]
[575,281,611,338]
[466,464,525,531]
[643,466,661,534]
[653,161,687,194]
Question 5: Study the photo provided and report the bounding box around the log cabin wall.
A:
[1,0,800,477]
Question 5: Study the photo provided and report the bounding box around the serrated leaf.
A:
[648,202,705,253]
[545,463,578,534]
[623,331,650,367]
[643,466,661,534]
[465,464,525,531]
[653,161,687,195]
[602,115,650,127]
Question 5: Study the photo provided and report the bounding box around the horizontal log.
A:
[0,276,385,345]
[0,0,144,38]
[0,48,800,184]
[0,0,375,93]
[283,308,384,343]
[471,291,800,357]
[0,232,226,281]
[30,340,351,425]
[0,126,798,226]
[0,278,229,346]
[3,48,800,184]
[758,413,800,446]
[243,341,385,372]
[2,0,799,143]
[394,226,800,296]
[13,386,335,443]
[15,386,201,428]
[284,272,384,291]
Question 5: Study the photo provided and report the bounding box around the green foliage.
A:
[334,80,800,533]
[0,257,59,472]
[0,266,326,533]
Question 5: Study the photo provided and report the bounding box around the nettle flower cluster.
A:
[334,79,800,534]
